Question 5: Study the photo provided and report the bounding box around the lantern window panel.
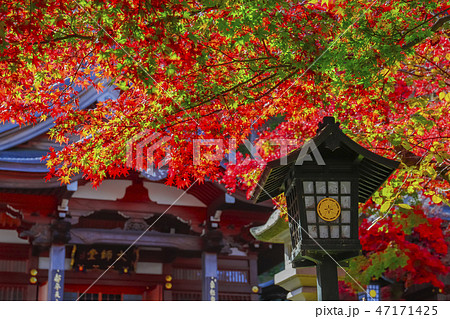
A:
[303,181,314,194]
[319,225,329,238]
[308,225,318,238]
[316,195,326,203]
[340,181,351,194]
[341,225,351,238]
[295,180,358,245]
[328,181,339,194]
[289,218,301,246]
[341,196,351,209]
[305,196,315,209]
[294,230,300,244]
[330,216,339,224]
[306,210,316,223]
[286,185,302,248]
[341,210,351,223]
[315,181,327,194]
[330,226,340,238]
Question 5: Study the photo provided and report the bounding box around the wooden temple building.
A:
[0,85,276,301]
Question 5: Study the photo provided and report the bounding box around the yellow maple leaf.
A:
[58,175,71,184]
[97,82,105,91]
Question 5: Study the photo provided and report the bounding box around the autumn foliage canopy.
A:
[1,0,449,293]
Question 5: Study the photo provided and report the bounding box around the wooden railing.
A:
[0,285,26,301]
[0,259,27,273]
[172,291,251,301]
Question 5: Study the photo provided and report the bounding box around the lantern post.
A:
[252,117,399,300]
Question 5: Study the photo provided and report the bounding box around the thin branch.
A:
[56,47,95,99]
[9,33,93,46]
[251,68,299,102]
[398,69,424,77]
[416,53,450,78]
[402,14,450,50]
[204,56,277,68]
[400,9,448,41]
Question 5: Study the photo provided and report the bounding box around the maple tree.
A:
[1,0,450,294]
[347,200,449,296]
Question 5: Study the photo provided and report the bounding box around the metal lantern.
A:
[283,159,361,265]
[252,117,399,300]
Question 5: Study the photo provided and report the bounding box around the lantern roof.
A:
[251,117,400,203]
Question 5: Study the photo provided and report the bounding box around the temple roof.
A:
[0,84,120,175]
[0,121,55,151]
[0,149,49,172]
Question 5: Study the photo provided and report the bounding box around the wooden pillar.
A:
[316,255,339,301]
[202,194,223,301]
[145,284,163,301]
[26,247,39,301]
[163,263,173,301]
[248,253,259,301]
[202,251,218,301]
[47,244,65,301]
[38,282,48,301]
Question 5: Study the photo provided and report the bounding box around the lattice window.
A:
[217,270,248,283]
[286,182,301,250]
[302,180,352,239]
[173,268,248,283]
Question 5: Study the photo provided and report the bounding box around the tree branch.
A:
[402,14,450,50]
[9,33,94,46]
[394,146,450,183]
